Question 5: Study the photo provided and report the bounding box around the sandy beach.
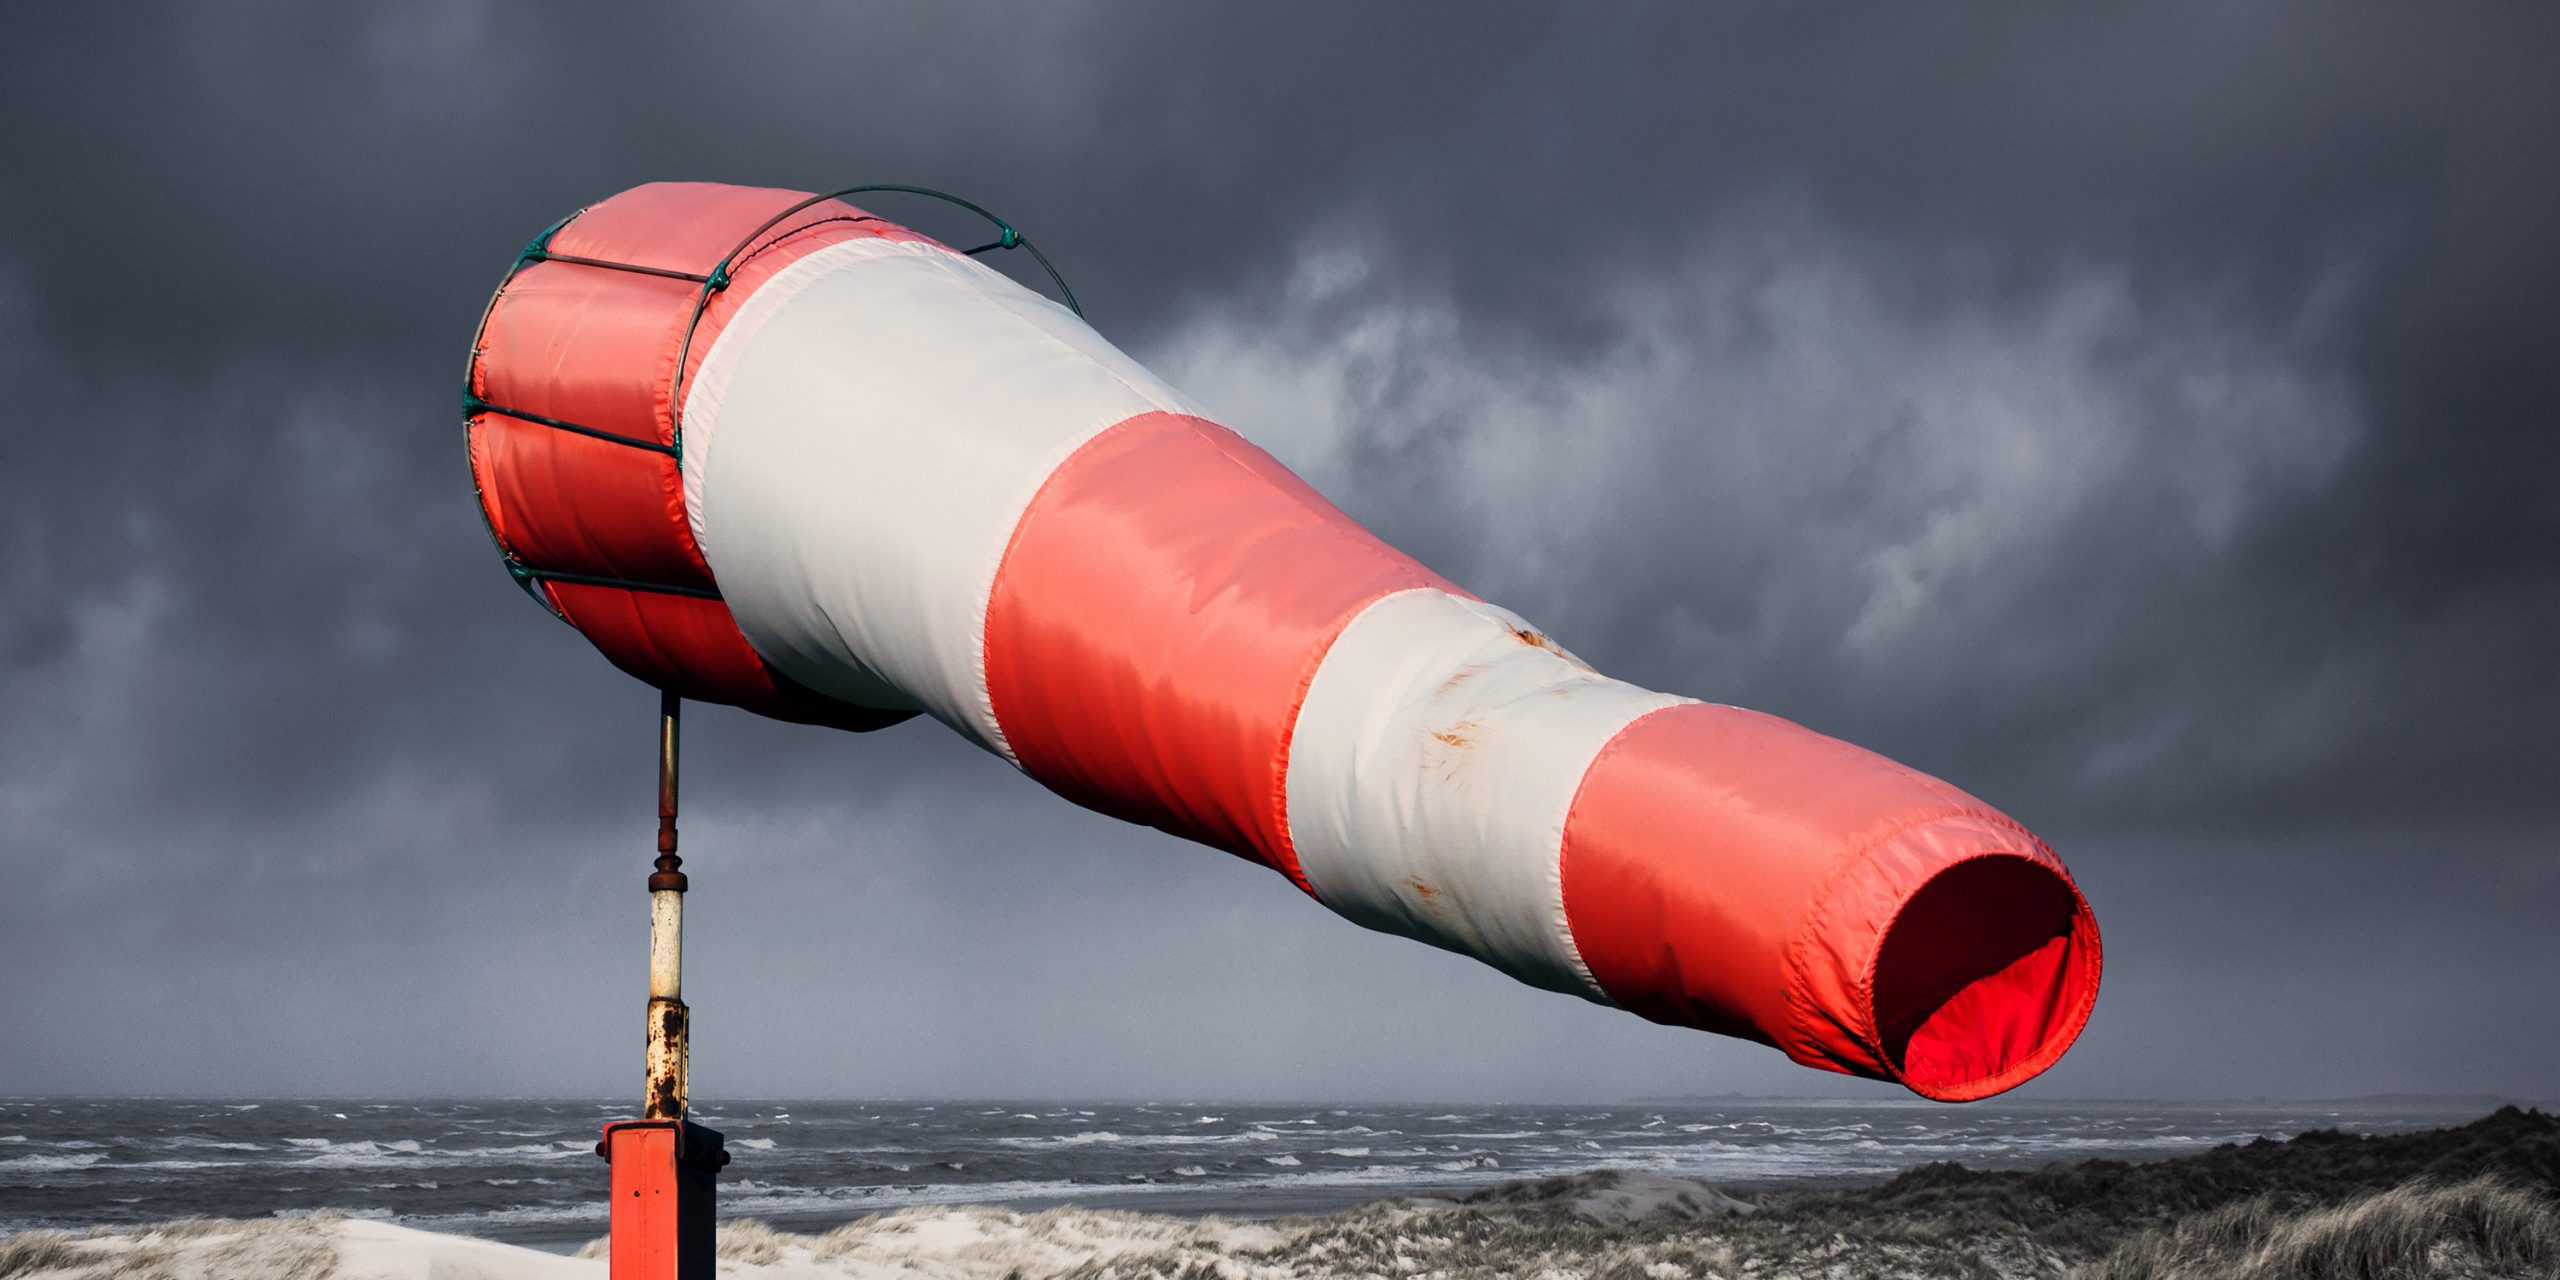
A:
[5,1107,2550,1279]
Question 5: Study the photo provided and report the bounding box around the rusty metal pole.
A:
[599,690,725,1280]
[646,689,688,1120]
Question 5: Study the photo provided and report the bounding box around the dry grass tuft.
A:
[0,1212,339,1280]
[0,1233,82,1279]
[2095,1174,2560,1280]
[715,1216,789,1264]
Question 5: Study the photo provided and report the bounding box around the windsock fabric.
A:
[467,182,2102,1101]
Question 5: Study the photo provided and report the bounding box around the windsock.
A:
[466,182,2101,1101]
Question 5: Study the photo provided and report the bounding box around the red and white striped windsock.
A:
[467,182,2102,1101]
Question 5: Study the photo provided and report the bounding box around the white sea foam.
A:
[1047,1131,1123,1146]
[0,1152,106,1172]
[276,1138,589,1170]
[160,1137,265,1151]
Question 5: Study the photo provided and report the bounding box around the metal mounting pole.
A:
[646,689,688,1120]
[600,689,725,1280]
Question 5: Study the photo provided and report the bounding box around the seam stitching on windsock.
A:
[1862,839,2101,1102]
[968,412,1212,752]
[1553,702,1701,1007]
[1778,805,2035,1075]
[696,233,1179,757]
[1186,420,1444,895]
[980,410,1185,768]
[1285,584,1443,916]
[1256,555,1360,899]
[921,246,1205,417]
[1277,584,1464,902]
[1859,841,2074,1090]
[993,413,1391,888]
[1294,589,1677,995]
[1778,804,1971,1070]
[679,227,920,568]
[938,262,1196,765]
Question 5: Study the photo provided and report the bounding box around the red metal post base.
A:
[597,1119,729,1279]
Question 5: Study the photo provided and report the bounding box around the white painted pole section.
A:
[645,691,689,1121]
[649,890,683,1001]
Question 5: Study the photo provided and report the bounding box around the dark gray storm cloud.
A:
[3,2,2553,1103]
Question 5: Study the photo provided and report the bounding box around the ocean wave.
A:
[0,1153,107,1172]
[159,1137,267,1151]
[280,1139,589,1169]
[990,1128,1285,1150]
[1046,1131,1122,1146]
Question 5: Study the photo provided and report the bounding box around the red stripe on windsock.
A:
[983,412,1453,892]
[1559,703,2101,1101]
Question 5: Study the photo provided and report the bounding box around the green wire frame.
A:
[462,185,1082,612]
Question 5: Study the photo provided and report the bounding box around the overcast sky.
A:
[3,2,2554,1106]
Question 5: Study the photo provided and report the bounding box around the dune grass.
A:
[0,1212,338,1279]
[2093,1174,2559,1280]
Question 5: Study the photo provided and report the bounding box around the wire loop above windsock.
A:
[465,181,2101,1100]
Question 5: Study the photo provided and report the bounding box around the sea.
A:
[0,1097,2501,1253]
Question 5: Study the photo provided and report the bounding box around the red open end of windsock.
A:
[1561,704,2102,1101]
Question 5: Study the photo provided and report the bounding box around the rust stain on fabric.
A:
[1511,626,1564,654]
[1404,877,1445,912]
[1430,717,1487,751]
[1437,661,1487,695]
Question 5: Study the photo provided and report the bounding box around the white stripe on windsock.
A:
[1284,586,1693,999]
[681,235,1200,755]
